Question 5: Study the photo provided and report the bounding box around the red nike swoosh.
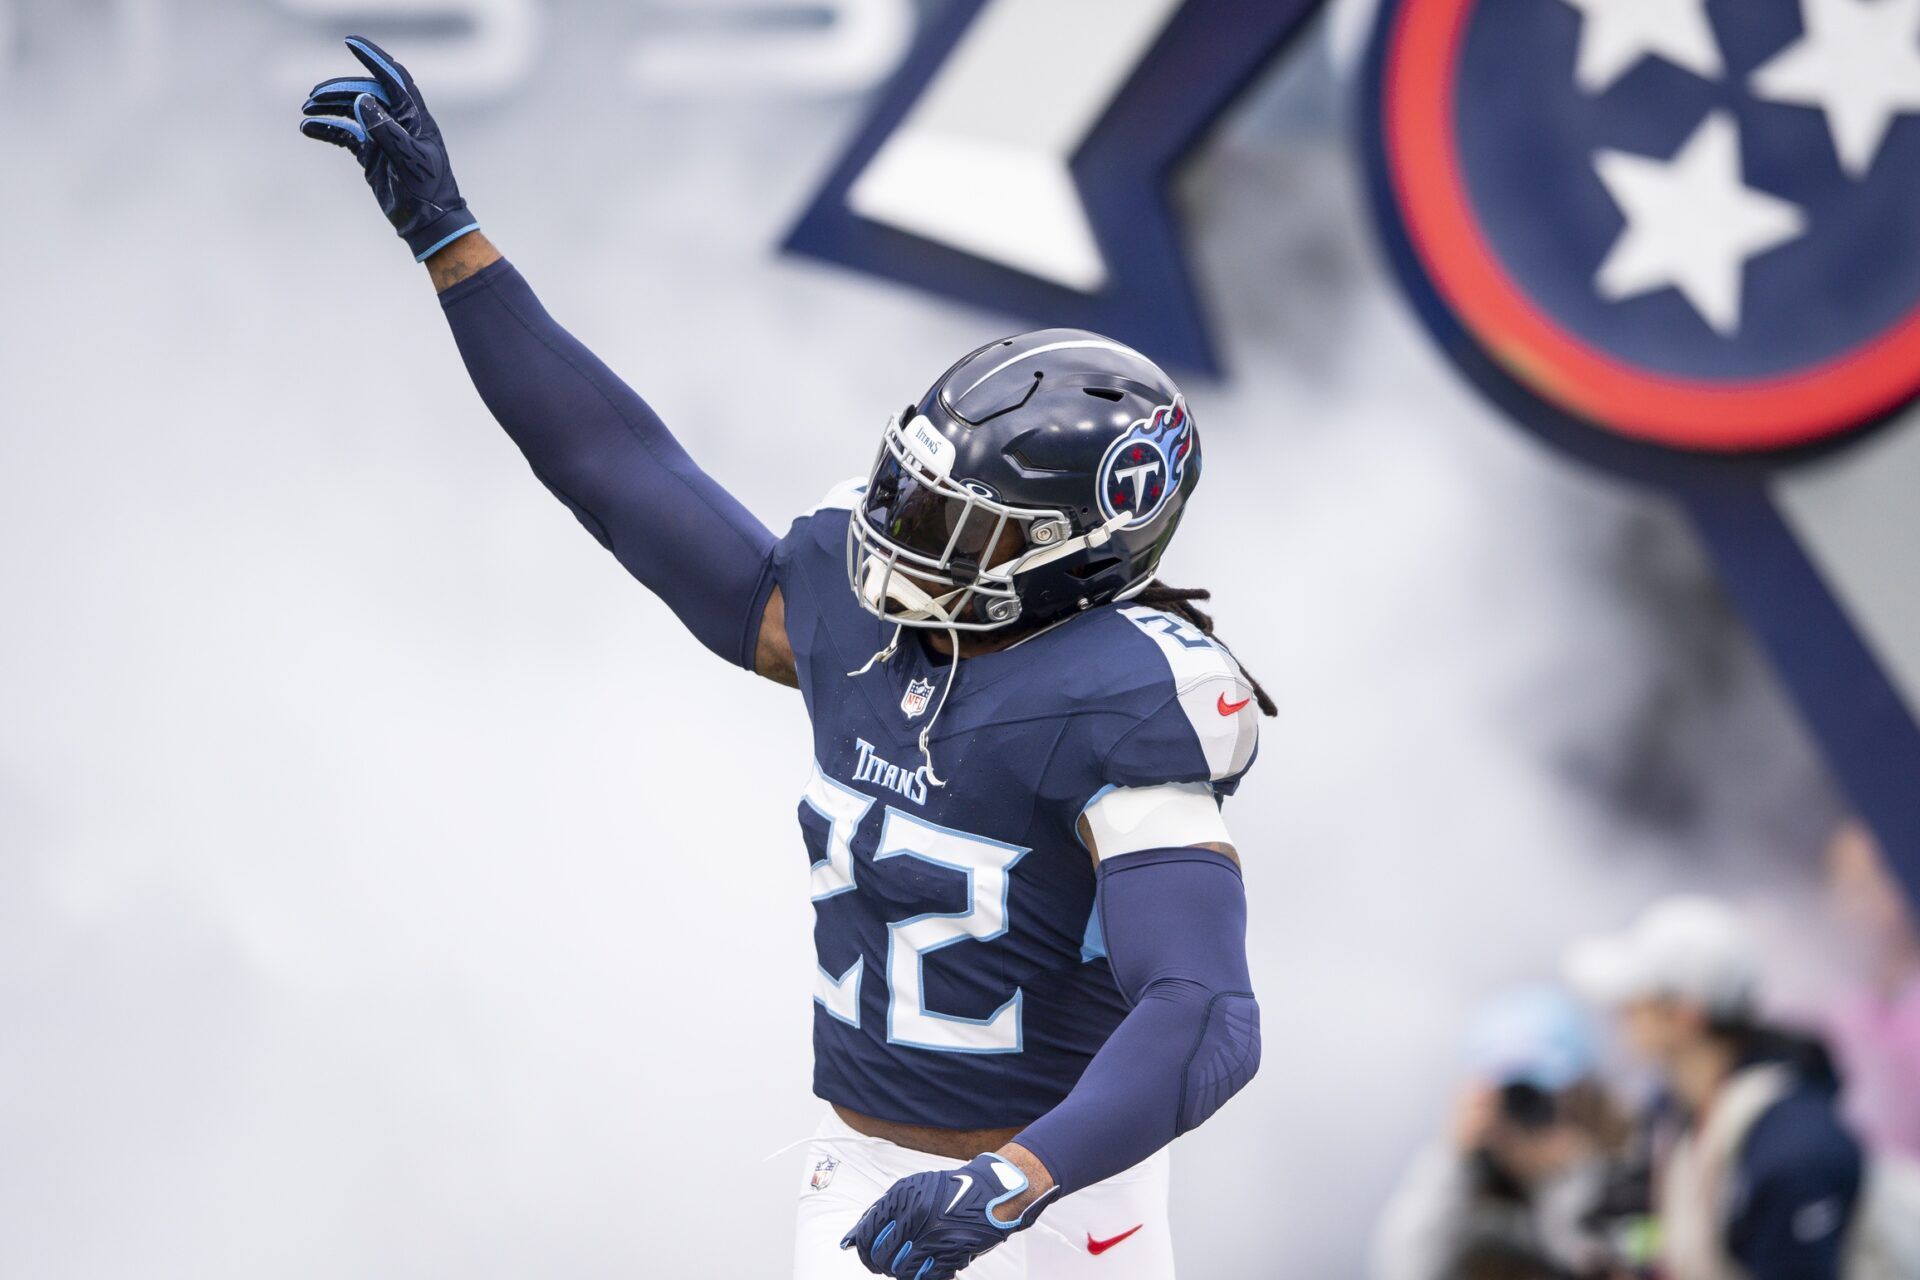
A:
[1087,1225,1143,1256]
[1217,692,1251,716]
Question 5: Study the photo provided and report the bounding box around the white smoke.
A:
[0,4,1836,1276]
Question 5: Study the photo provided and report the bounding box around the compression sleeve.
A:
[1012,847,1260,1197]
[439,260,778,669]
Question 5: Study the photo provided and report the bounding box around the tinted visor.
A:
[863,450,1003,571]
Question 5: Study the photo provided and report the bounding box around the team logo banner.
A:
[1362,0,1920,873]
[791,0,1920,881]
[1365,0,1920,456]
[785,0,1327,373]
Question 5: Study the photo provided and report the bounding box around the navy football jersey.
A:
[775,483,1259,1130]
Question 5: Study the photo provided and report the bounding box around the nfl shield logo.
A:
[809,1156,839,1192]
[901,678,935,720]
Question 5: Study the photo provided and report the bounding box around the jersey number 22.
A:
[803,762,1028,1054]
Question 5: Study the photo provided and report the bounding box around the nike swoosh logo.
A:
[945,1174,973,1214]
[1087,1225,1143,1255]
[1217,692,1251,715]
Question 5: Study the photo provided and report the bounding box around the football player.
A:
[302,39,1274,1280]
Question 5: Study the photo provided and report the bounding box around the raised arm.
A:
[431,235,794,679]
[299,37,795,682]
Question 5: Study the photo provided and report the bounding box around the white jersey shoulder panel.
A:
[1116,605,1259,783]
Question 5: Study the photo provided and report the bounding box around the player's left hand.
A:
[298,36,479,261]
[840,1153,1053,1279]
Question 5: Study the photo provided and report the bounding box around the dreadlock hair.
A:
[1134,582,1278,717]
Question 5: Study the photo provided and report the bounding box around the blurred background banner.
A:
[784,0,1327,373]
[1360,0,1920,895]
[793,0,1920,895]
[0,0,1905,1276]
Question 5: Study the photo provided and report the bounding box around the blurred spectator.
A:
[1824,821,1920,1161]
[1370,986,1631,1280]
[1567,896,1867,1280]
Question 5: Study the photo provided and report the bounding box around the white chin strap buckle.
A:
[1012,510,1133,575]
[860,555,951,623]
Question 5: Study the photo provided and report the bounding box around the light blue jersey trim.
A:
[802,765,874,902]
[1079,904,1107,964]
[813,958,864,1028]
[875,810,1030,1055]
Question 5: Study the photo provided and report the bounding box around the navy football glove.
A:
[840,1153,1056,1279]
[298,36,479,261]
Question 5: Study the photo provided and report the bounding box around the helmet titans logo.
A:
[1097,398,1193,525]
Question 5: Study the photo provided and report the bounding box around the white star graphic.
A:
[1557,0,1725,92]
[1592,112,1808,335]
[1750,0,1920,176]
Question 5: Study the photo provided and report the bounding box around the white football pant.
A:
[791,1109,1174,1279]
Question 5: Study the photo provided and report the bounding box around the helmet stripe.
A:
[954,338,1157,401]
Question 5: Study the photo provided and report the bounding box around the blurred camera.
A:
[1497,1082,1560,1131]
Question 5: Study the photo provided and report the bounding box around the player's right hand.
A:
[839,1154,1050,1279]
[298,37,480,262]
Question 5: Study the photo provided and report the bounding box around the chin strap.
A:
[846,626,901,677]
[913,620,961,788]
[848,511,1134,790]
[849,562,963,789]
[1007,509,1133,577]
[847,620,960,789]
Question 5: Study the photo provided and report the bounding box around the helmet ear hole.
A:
[1066,556,1121,580]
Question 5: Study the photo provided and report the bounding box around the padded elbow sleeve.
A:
[1013,847,1259,1195]
[1102,847,1260,1133]
[1179,988,1261,1131]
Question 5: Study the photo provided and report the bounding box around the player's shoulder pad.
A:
[807,476,867,516]
[777,476,866,570]
[1082,781,1232,859]
[1098,604,1260,790]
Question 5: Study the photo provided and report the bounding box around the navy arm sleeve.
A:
[438,260,778,669]
[1012,848,1260,1197]
[1727,1094,1863,1280]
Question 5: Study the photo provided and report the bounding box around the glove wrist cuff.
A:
[1000,1184,1060,1232]
[408,210,480,262]
[977,1153,1055,1232]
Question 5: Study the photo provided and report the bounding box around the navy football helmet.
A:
[849,329,1200,632]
